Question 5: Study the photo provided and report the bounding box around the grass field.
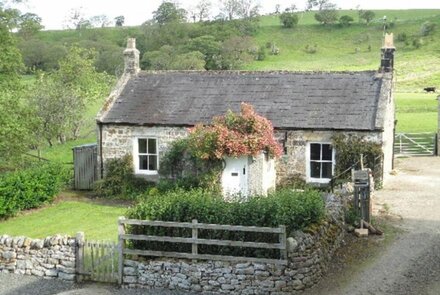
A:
[0,195,127,240]
[395,92,438,132]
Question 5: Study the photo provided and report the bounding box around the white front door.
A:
[222,157,248,198]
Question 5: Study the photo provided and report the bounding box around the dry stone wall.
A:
[122,194,345,294]
[0,234,77,280]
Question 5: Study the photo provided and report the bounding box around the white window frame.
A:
[133,137,159,175]
[306,142,335,184]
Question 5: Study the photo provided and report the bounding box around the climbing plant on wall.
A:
[188,102,283,160]
[159,102,282,191]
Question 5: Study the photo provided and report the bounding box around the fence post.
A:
[75,232,85,283]
[279,225,287,260]
[118,216,126,285]
[192,219,198,258]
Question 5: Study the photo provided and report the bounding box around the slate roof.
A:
[99,70,387,131]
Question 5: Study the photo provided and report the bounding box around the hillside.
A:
[31,9,440,93]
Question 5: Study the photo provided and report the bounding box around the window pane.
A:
[139,155,148,170]
[138,139,147,154]
[311,161,321,178]
[322,162,333,179]
[322,144,332,161]
[148,138,157,154]
[149,155,158,171]
[311,144,321,160]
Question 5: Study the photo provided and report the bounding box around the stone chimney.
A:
[124,38,140,74]
[380,33,396,73]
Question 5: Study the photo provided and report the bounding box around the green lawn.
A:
[0,199,127,241]
[395,92,438,132]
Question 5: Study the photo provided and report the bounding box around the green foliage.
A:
[396,32,408,42]
[28,46,113,146]
[304,44,318,54]
[0,163,69,219]
[358,10,375,25]
[158,138,223,193]
[188,103,283,160]
[153,1,187,25]
[279,12,299,28]
[93,154,153,199]
[332,134,383,178]
[126,188,325,257]
[420,21,436,36]
[141,45,206,70]
[339,15,354,26]
[314,4,339,25]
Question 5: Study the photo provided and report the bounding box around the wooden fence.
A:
[117,217,287,284]
[76,232,119,283]
[394,133,437,157]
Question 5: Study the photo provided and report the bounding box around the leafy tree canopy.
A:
[153,1,187,25]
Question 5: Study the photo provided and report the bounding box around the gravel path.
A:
[0,273,193,295]
[305,156,440,295]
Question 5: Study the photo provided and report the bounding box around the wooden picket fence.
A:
[76,233,119,283]
[117,217,288,284]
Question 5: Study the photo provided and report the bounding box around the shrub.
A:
[420,21,436,36]
[305,44,317,54]
[332,134,383,179]
[279,12,299,28]
[0,163,69,219]
[339,15,354,27]
[93,154,153,199]
[397,32,408,42]
[126,188,325,257]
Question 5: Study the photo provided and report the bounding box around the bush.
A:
[126,188,325,257]
[397,32,408,42]
[339,15,354,27]
[279,12,299,28]
[420,21,436,36]
[305,44,317,54]
[0,163,70,219]
[93,154,153,199]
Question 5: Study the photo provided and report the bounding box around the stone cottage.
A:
[97,37,395,195]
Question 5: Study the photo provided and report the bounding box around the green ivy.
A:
[332,134,383,180]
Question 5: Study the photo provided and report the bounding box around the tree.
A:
[195,0,211,22]
[64,7,90,30]
[28,46,112,145]
[358,10,375,25]
[17,12,43,38]
[306,0,330,10]
[279,12,299,28]
[89,15,111,28]
[185,35,221,70]
[275,4,281,14]
[141,46,206,70]
[314,3,338,25]
[219,36,255,69]
[153,1,187,25]
[238,0,261,18]
[339,15,354,26]
[114,15,125,26]
[219,0,241,20]
[0,16,35,163]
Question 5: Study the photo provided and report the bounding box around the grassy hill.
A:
[246,9,440,93]
[28,9,439,162]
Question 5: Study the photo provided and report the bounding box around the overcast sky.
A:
[15,0,440,30]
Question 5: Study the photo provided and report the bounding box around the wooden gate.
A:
[77,239,119,283]
[394,133,437,157]
[73,144,98,190]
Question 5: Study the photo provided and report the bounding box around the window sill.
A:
[135,170,159,176]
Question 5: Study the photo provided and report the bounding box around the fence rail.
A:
[118,217,287,283]
[394,133,437,157]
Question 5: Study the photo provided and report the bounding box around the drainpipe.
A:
[98,122,104,179]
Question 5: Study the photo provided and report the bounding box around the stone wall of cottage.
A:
[0,234,77,280]
[99,125,189,180]
[275,130,382,185]
[122,194,345,294]
[437,95,440,156]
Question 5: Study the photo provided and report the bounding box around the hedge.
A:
[126,188,325,258]
[0,163,70,219]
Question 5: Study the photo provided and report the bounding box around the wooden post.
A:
[75,232,85,283]
[279,225,287,260]
[118,216,126,285]
[192,219,198,260]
